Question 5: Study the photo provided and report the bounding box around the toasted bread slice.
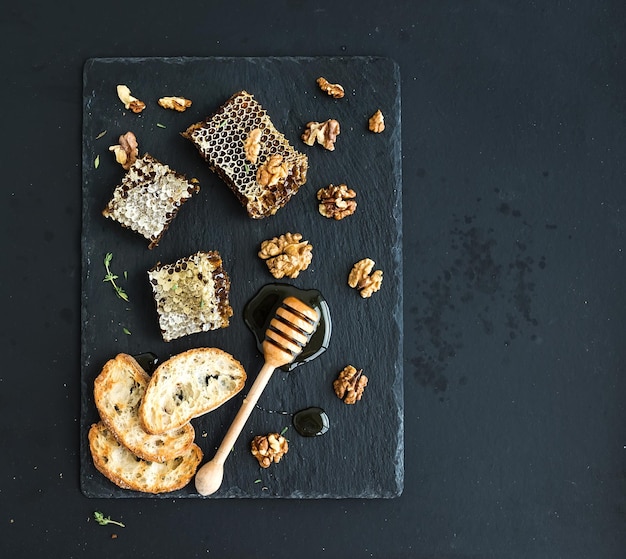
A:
[182,90,308,219]
[148,251,233,342]
[140,348,247,434]
[94,354,195,462]
[88,422,202,493]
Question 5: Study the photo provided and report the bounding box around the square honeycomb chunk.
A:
[102,153,199,249]
[183,90,308,219]
[148,251,233,342]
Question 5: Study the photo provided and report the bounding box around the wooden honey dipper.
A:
[195,296,321,496]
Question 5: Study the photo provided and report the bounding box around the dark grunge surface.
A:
[2,1,625,558]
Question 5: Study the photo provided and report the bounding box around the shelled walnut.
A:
[258,232,313,279]
[158,96,192,112]
[316,77,345,99]
[368,109,385,133]
[116,84,146,114]
[333,365,368,404]
[251,433,289,468]
[256,154,289,187]
[301,119,340,151]
[244,128,262,164]
[348,258,383,298]
[108,131,139,170]
[317,183,357,220]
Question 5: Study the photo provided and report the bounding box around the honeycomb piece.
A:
[183,91,308,219]
[148,251,233,342]
[102,153,200,249]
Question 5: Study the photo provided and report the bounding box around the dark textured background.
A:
[2,1,626,557]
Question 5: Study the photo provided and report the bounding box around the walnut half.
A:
[317,77,345,99]
[317,183,357,220]
[368,109,385,133]
[256,154,289,187]
[116,84,146,114]
[251,433,289,468]
[244,128,262,164]
[302,119,340,151]
[108,131,139,170]
[158,96,192,112]
[333,365,368,404]
[258,232,313,279]
[348,258,383,298]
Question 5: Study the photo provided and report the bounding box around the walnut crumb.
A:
[317,77,345,98]
[317,183,357,220]
[108,131,139,170]
[302,119,340,151]
[368,109,385,133]
[258,232,313,279]
[251,433,289,468]
[348,258,383,298]
[158,96,192,112]
[256,154,289,187]
[244,128,263,164]
[333,365,368,404]
[116,84,146,114]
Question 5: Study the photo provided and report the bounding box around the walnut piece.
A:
[317,183,357,220]
[348,258,383,298]
[301,119,340,151]
[116,84,146,114]
[258,232,313,279]
[158,96,192,112]
[316,77,345,99]
[251,433,289,468]
[256,154,289,187]
[244,128,262,164]
[368,109,385,133]
[333,365,368,404]
[108,131,139,170]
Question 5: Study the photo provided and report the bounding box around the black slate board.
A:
[80,56,402,498]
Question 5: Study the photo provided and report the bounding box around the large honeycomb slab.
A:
[183,90,308,219]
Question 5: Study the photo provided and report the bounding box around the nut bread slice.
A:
[102,153,200,249]
[93,353,195,463]
[182,90,308,219]
[148,251,233,342]
[88,422,203,494]
[140,347,247,434]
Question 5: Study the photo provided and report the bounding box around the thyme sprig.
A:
[103,252,129,302]
[93,511,125,528]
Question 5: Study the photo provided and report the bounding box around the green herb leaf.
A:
[156,123,166,129]
[95,130,107,140]
[94,155,100,169]
[280,426,289,436]
[93,511,125,528]
[254,479,262,484]
[122,327,131,335]
[103,253,129,302]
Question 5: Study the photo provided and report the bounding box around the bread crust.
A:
[140,347,247,434]
[94,354,195,462]
[88,422,202,494]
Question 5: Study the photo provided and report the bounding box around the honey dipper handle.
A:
[212,361,276,464]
